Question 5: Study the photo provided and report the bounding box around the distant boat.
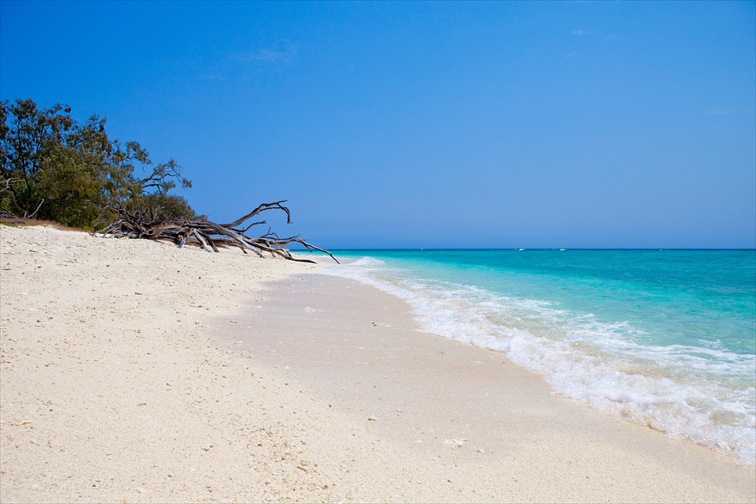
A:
[516,248,525,251]
[560,248,566,251]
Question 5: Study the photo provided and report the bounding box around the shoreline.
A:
[320,251,756,466]
[1,225,754,503]
[230,272,755,502]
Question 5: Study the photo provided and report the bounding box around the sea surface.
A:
[323,249,756,464]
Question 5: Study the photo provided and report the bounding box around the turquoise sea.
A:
[324,249,756,464]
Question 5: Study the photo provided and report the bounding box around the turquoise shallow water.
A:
[324,249,756,464]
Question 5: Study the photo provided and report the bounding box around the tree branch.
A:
[96,204,338,264]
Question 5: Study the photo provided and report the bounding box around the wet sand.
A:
[229,273,756,503]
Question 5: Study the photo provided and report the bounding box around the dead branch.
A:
[95,204,338,264]
[24,199,44,219]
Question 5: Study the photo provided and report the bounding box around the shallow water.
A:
[324,249,756,464]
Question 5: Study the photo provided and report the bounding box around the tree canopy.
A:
[0,98,194,229]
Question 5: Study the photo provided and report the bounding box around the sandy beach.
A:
[1,225,754,503]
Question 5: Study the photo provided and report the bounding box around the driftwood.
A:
[96,201,338,264]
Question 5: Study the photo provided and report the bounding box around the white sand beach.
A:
[1,225,754,503]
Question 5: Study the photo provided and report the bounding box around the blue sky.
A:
[1,1,754,248]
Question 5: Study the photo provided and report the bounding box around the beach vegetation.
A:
[0,98,195,228]
[1,99,334,262]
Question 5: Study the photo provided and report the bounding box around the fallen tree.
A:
[95,201,338,264]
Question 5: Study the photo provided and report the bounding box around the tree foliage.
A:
[0,98,194,228]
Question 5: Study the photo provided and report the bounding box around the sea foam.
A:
[324,256,756,465]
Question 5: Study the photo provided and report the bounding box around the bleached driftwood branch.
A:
[96,201,338,264]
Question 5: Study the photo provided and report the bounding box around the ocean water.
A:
[323,249,756,464]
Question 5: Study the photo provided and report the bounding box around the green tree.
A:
[0,98,195,228]
[0,99,75,218]
[133,193,198,221]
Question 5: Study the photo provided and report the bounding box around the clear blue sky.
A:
[2,1,754,248]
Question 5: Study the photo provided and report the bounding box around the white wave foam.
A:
[324,258,756,465]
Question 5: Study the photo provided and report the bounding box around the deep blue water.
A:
[324,249,756,464]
